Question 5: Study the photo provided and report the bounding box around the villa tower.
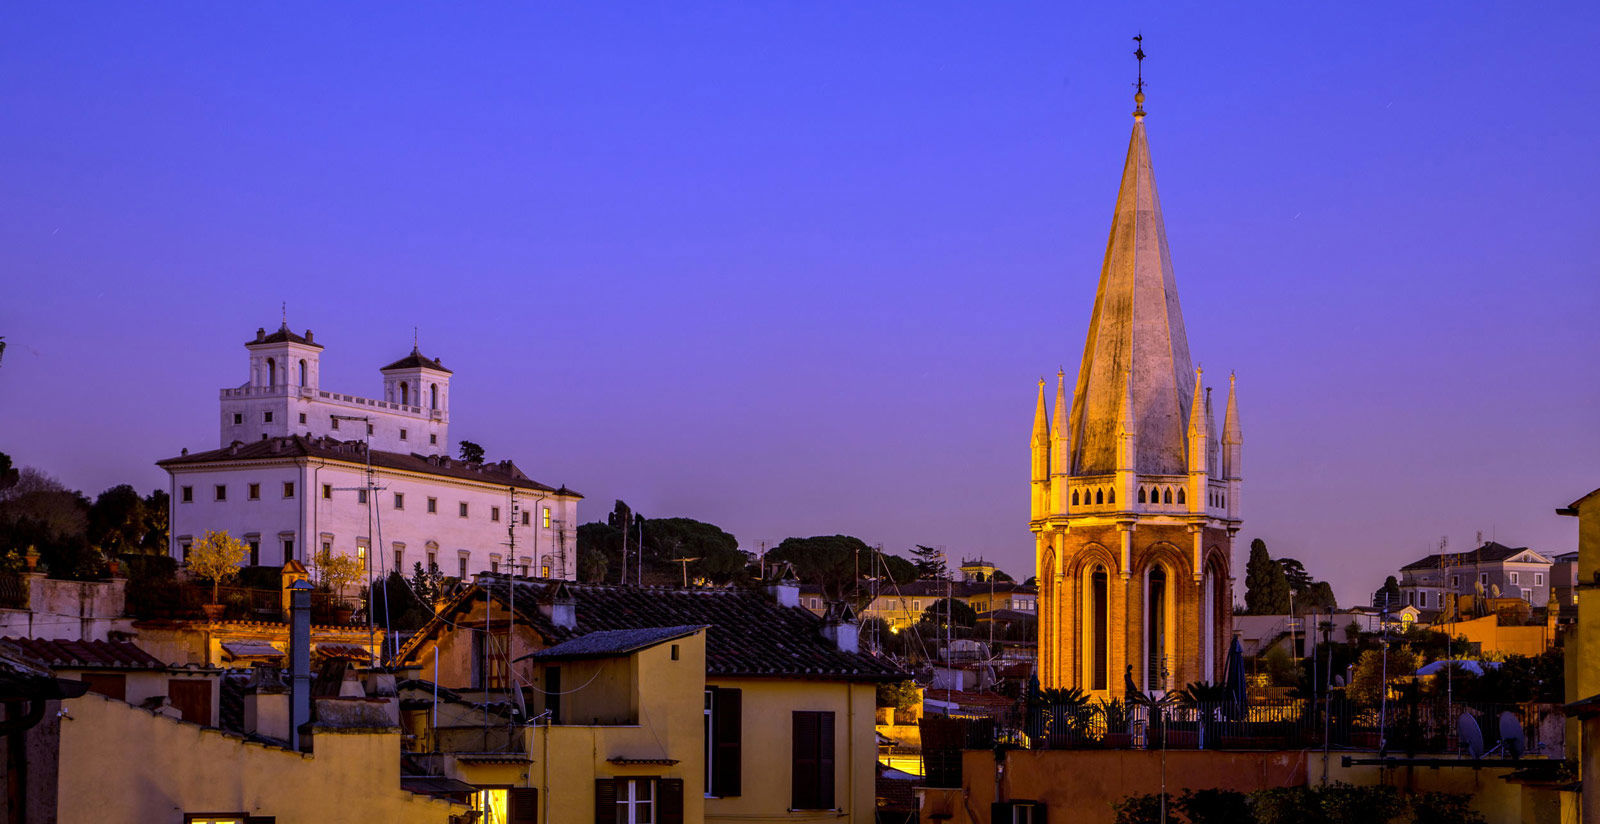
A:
[1031,82,1241,697]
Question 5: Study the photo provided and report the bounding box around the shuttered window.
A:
[791,711,835,810]
[706,687,741,797]
[595,778,683,824]
[508,788,538,824]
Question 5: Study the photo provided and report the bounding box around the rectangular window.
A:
[542,507,551,528]
[356,543,367,567]
[357,489,368,504]
[545,667,562,723]
[282,482,295,498]
[232,413,243,425]
[491,556,500,573]
[1451,575,1459,587]
[332,417,340,430]
[427,550,438,571]
[472,629,507,689]
[181,486,194,503]
[992,801,1043,824]
[706,687,742,797]
[400,428,408,441]
[427,497,437,514]
[322,483,332,499]
[520,561,530,577]
[299,412,307,424]
[541,562,551,578]
[430,434,437,445]
[181,542,193,563]
[521,511,530,526]
[394,548,404,571]
[215,485,227,502]
[1536,573,1545,586]
[618,778,654,824]
[263,411,273,423]
[248,541,260,566]
[491,506,501,523]
[248,483,261,500]
[1510,572,1520,585]
[459,502,469,518]
[597,779,681,824]
[791,711,835,810]
[459,556,468,578]
[366,423,374,435]
[394,493,404,510]
[283,538,295,560]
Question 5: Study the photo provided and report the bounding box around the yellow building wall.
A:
[1431,614,1552,659]
[705,678,878,824]
[56,692,464,823]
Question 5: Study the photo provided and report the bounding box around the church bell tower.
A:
[1032,53,1240,697]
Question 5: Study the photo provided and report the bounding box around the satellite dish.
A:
[1499,712,1525,759]
[1458,713,1485,758]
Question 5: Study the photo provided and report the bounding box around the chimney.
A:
[304,329,314,343]
[243,665,290,742]
[288,579,313,751]
[256,327,266,342]
[538,585,577,630]
[764,563,800,608]
[820,602,860,654]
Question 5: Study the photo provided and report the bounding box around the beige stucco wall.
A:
[705,678,877,824]
[55,692,464,823]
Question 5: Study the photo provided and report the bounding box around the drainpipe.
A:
[846,682,854,820]
[289,579,313,751]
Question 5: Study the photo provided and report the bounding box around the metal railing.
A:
[0,573,28,609]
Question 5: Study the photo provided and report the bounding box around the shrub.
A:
[1112,792,1168,824]
[1178,789,1252,824]
[1410,792,1485,824]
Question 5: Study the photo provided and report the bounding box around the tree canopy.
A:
[1243,539,1291,614]
[910,545,946,580]
[575,503,749,585]
[457,440,485,463]
[765,535,915,598]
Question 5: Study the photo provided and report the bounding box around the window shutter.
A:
[712,688,742,797]
[1034,802,1047,824]
[509,788,538,824]
[792,711,819,809]
[817,711,835,810]
[594,779,616,824]
[991,802,1013,824]
[658,778,684,824]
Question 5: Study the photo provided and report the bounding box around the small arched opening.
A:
[298,359,308,387]
[1176,488,1186,505]
[1095,489,1104,505]
[1138,487,1147,504]
[430,383,439,410]
[266,358,277,387]
[1162,488,1172,504]
[399,382,410,406]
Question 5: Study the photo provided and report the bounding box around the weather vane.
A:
[1133,34,1147,115]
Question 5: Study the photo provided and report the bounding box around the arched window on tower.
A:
[430,384,439,410]
[1162,488,1172,504]
[1138,487,1147,504]
[399,382,410,406]
[1095,489,1104,505]
[266,358,277,387]
[298,359,308,388]
[1176,488,1186,505]
[1089,567,1110,691]
[1071,490,1079,506]
[1146,565,1169,692]
[1108,489,1115,504]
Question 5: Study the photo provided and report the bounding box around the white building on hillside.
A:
[160,323,582,581]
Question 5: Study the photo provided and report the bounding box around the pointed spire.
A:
[1050,369,1069,470]
[1065,87,1194,479]
[1186,367,1209,475]
[1032,378,1050,445]
[1222,372,1242,481]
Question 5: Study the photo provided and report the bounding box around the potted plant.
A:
[188,530,247,622]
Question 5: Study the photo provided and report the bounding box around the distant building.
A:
[159,323,581,581]
[1551,550,1579,610]
[1397,541,1553,610]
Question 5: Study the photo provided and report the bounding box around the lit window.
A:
[541,562,551,578]
[282,482,295,498]
[542,507,551,528]
[356,543,367,566]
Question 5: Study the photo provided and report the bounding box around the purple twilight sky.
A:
[3,3,1598,606]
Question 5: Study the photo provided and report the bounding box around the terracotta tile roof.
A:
[381,347,452,374]
[525,625,704,661]
[468,577,908,682]
[1,637,164,670]
[247,324,323,349]
[1400,541,1548,571]
[157,435,581,498]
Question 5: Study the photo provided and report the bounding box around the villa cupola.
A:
[245,322,323,391]
[380,346,452,415]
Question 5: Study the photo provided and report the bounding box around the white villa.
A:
[160,323,582,582]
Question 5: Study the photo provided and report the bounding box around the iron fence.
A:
[0,573,27,609]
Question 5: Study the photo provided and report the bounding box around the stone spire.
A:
[1031,378,1050,520]
[1065,101,1195,477]
[1049,370,1070,514]
[1186,367,1209,475]
[1222,372,1242,480]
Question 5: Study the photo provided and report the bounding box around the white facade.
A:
[163,325,581,582]
[220,326,451,454]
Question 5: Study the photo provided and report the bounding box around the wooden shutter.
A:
[816,711,835,810]
[711,688,741,797]
[792,711,818,809]
[509,788,538,824]
[80,673,126,701]
[658,778,684,824]
[593,779,616,824]
[168,679,212,725]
